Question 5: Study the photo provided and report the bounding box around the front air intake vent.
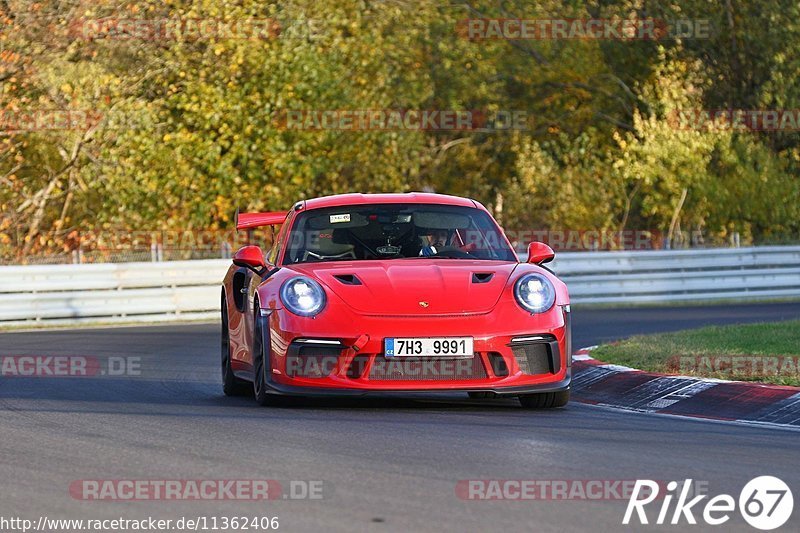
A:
[487,352,509,377]
[511,344,552,375]
[509,335,560,375]
[286,341,344,378]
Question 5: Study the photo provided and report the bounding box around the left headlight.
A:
[514,273,556,314]
[280,276,327,317]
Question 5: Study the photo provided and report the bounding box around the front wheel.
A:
[222,301,250,397]
[252,303,279,406]
[518,390,569,409]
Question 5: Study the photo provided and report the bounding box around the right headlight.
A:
[514,273,556,314]
[280,276,327,317]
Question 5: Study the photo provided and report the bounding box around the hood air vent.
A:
[471,272,494,284]
[333,274,362,285]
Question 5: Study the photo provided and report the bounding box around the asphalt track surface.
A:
[1,303,799,532]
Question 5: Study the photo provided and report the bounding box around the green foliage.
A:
[1,0,799,259]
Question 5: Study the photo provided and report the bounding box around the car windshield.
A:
[283,204,517,264]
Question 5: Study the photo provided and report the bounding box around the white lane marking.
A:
[597,363,637,372]
[643,380,719,409]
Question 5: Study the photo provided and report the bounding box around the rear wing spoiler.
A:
[235,210,287,231]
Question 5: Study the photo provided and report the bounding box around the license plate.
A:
[384,337,473,357]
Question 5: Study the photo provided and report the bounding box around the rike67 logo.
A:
[624,476,793,530]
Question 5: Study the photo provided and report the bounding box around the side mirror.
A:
[233,245,267,274]
[526,241,555,265]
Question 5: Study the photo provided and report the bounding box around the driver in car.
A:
[419,229,450,256]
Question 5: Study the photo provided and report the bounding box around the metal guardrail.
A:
[0,247,798,325]
[0,260,229,325]
[549,246,800,304]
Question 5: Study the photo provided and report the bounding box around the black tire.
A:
[221,300,251,397]
[252,301,278,406]
[518,390,570,409]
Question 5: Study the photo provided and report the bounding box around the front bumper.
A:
[262,302,572,395]
[263,372,571,397]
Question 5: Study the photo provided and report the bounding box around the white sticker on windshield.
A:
[330,214,351,224]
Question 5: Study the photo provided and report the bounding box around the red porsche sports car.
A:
[221,193,571,408]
